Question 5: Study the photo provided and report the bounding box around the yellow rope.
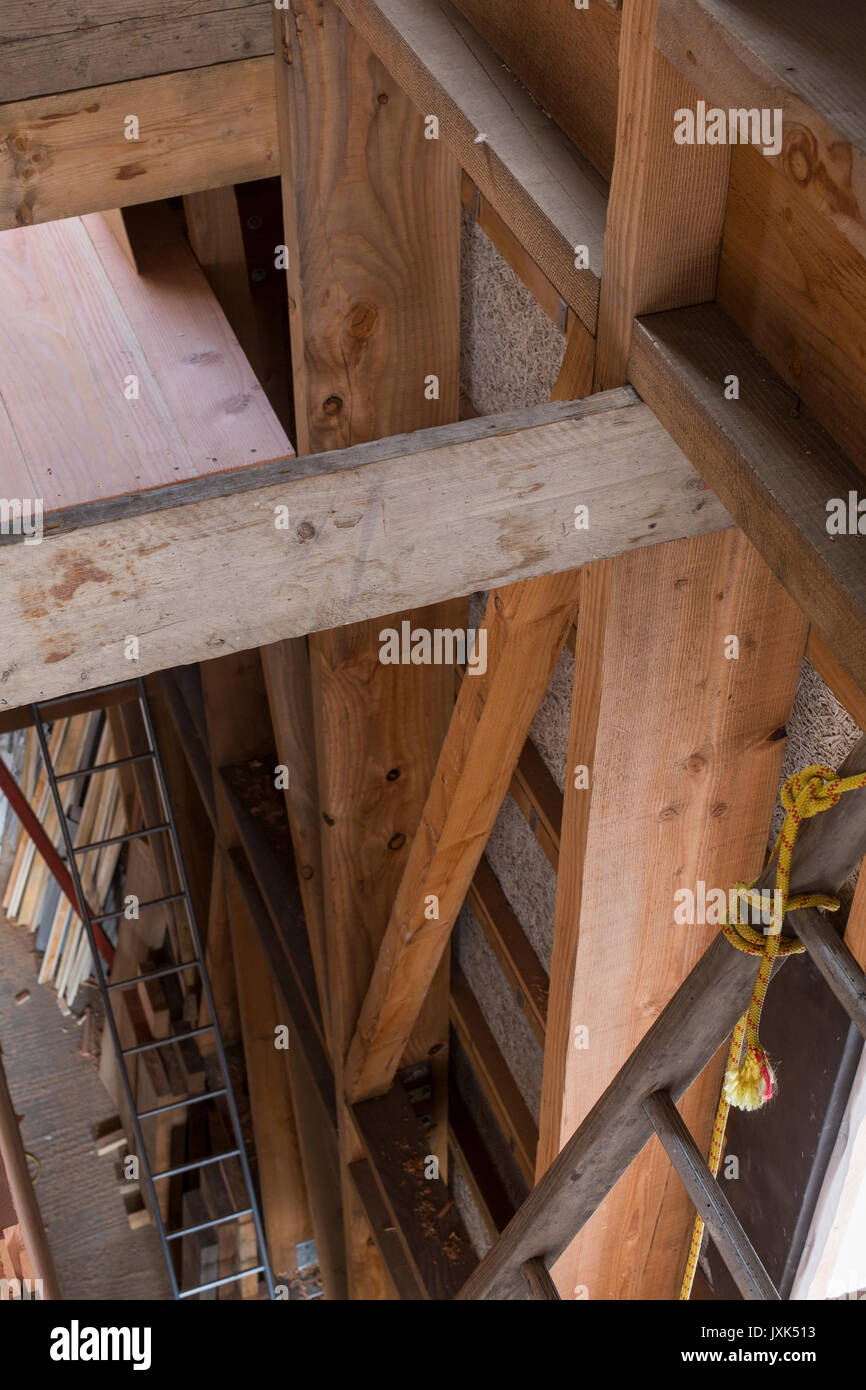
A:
[680,764,866,1301]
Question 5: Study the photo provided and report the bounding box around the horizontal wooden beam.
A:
[629,302,866,698]
[0,58,278,230]
[332,0,608,332]
[0,390,730,712]
[0,2,274,104]
[458,736,866,1300]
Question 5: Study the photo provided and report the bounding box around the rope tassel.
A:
[680,763,866,1301]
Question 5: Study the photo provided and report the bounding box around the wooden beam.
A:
[448,1088,516,1239]
[260,639,332,1045]
[0,392,732,727]
[458,736,866,1300]
[0,58,278,230]
[642,1090,779,1301]
[449,965,538,1187]
[593,0,729,389]
[467,856,548,1046]
[806,630,866,733]
[538,534,807,1300]
[629,302,866,697]
[200,653,313,1271]
[344,571,582,1104]
[2,1,273,103]
[274,0,463,1298]
[351,1082,477,1298]
[183,186,266,387]
[447,0,621,182]
[332,0,607,332]
[718,145,866,474]
[656,0,866,259]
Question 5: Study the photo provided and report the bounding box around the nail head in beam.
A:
[793,907,866,1040]
[521,1256,561,1301]
[642,1090,779,1302]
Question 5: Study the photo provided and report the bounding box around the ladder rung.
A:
[152,1149,241,1182]
[178,1266,264,1299]
[642,1089,779,1301]
[107,957,200,991]
[137,1088,227,1121]
[73,823,171,853]
[166,1209,253,1243]
[94,892,187,924]
[54,751,155,783]
[121,1023,214,1056]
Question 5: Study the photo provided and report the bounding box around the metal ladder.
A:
[32,678,274,1301]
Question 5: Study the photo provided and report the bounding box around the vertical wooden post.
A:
[274,0,462,1298]
[538,0,807,1299]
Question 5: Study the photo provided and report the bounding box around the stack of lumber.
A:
[2,714,123,1007]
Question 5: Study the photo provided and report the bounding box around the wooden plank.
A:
[449,0,621,182]
[459,736,866,1301]
[805,630,866,733]
[593,0,729,390]
[642,1090,779,1301]
[201,652,313,1270]
[0,685,135,736]
[537,533,807,1300]
[343,571,582,1104]
[0,389,735,714]
[183,185,266,387]
[449,965,538,1187]
[261,639,331,1044]
[0,58,278,230]
[629,302,866,697]
[275,0,465,1298]
[351,1082,477,1298]
[332,0,607,332]
[796,908,866,1041]
[346,1160,424,1300]
[0,205,290,516]
[467,857,548,1046]
[521,1256,561,1301]
[0,2,273,102]
[448,1088,516,1238]
[511,742,564,873]
[657,0,866,258]
[718,146,866,473]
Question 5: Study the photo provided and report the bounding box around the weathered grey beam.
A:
[794,907,866,1041]
[0,1,273,102]
[642,1090,779,1302]
[0,390,730,712]
[521,1256,561,1301]
[457,737,866,1300]
[630,302,866,697]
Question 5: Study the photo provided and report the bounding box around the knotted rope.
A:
[680,763,866,1300]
